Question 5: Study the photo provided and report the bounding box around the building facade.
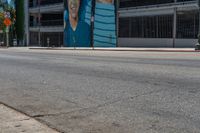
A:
[26,0,117,47]
[26,0,63,47]
[118,0,199,47]
[26,0,199,47]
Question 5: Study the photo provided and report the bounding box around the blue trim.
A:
[94,39,116,45]
[95,27,116,32]
[95,15,115,23]
[95,9,115,16]
[94,33,116,39]
[86,11,114,17]
[94,35,116,43]
[94,20,115,25]
[96,3,115,10]
[94,40,116,47]
[95,7,114,12]
[94,29,116,37]
[88,3,114,11]
[94,21,116,30]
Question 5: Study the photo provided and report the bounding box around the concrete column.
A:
[33,0,37,7]
[33,16,37,26]
[24,0,29,46]
[173,7,177,48]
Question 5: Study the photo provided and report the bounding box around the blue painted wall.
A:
[94,2,116,47]
[64,0,117,47]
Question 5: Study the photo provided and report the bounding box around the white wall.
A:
[118,38,197,48]
[175,39,198,48]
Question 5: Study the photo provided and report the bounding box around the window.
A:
[157,15,173,38]
[120,0,174,8]
[119,0,196,8]
[177,11,199,39]
[119,15,173,38]
[119,18,131,37]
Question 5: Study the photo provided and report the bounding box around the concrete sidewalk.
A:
[0,104,59,133]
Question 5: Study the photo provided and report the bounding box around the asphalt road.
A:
[0,48,200,133]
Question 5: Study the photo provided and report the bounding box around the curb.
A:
[0,47,9,49]
[29,47,199,52]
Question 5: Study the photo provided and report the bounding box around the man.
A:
[64,0,91,47]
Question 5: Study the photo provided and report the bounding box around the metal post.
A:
[91,0,96,49]
[196,0,200,50]
[47,37,50,47]
[173,7,177,48]
[198,0,200,35]
[38,0,41,47]
[6,27,9,47]
[116,0,119,47]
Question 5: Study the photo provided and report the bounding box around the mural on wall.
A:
[94,0,116,47]
[64,0,91,47]
[64,0,117,47]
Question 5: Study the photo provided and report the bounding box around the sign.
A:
[4,18,12,27]
[4,12,10,18]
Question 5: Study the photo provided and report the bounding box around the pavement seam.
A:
[34,118,66,133]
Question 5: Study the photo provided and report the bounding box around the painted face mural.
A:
[68,0,80,20]
[64,0,117,47]
[64,0,91,47]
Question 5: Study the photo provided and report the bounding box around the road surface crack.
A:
[33,88,163,118]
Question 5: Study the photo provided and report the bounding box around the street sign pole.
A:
[3,12,12,48]
[6,27,9,47]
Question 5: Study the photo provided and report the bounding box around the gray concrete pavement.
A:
[0,104,58,133]
[0,48,200,133]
